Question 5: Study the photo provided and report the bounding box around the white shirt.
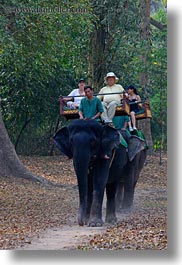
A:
[97,84,124,103]
[68,89,85,105]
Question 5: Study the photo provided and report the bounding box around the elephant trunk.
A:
[72,139,91,226]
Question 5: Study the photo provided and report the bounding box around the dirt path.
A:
[18,193,110,250]
[19,225,106,250]
[18,194,136,250]
[0,155,167,250]
[18,187,167,250]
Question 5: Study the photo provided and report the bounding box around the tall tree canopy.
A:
[0,0,167,157]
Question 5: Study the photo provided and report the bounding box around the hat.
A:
[104,72,119,83]
[78,78,85,83]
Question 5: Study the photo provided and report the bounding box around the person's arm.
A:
[79,111,84,119]
[78,100,84,119]
[91,112,102,120]
[136,95,141,102]
[64,90,75,101]
[64,97,73,101]
[91,98,103,120]
[123,92,129,99]
[136,95,142,108]
[97,88,104,101]
[67,90,81,108]
[119,85,125,99]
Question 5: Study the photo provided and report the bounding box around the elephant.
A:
[53,119,146,227]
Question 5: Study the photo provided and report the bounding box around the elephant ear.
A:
[128,135,145,162]
[53,127,73,158]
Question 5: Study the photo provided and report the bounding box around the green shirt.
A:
[79,97,104,121]
[113,115,130,130]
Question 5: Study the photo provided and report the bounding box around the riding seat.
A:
[59,96,152,121]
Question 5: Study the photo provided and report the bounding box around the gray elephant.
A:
[53,119,146,226]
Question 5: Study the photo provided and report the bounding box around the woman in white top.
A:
[66,78,85,109]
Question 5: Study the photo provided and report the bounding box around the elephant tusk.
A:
[104,154,110,159]
[109,149,116,168]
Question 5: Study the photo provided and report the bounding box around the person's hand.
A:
[70,102,77,109]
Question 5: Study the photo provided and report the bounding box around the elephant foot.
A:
[121,205,133,214]
[105,215,117,225]
[116,205,123,213]
[122,201,133,210]
[78,217,84,226]
[78,212,87,226]
[88,217,103,227]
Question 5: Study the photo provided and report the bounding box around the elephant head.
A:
[53,119,120,161]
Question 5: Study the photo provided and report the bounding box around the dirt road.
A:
[19,226,106,250]
[0,154,167,250]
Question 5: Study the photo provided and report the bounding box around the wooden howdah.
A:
[135,102,152,120]
[59,96,152,121]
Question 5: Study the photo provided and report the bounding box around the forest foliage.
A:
[0,0,167,155]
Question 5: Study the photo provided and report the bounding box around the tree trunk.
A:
[137,118,153,153]
[0,109,37,180]
[15,116,31,151]
[138,0,153,152]
[139,0,151,94]
[88,0,121,90]
[88,23,107,90]
[0,109,60,185]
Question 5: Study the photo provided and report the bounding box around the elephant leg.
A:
[88,189,104,227]
[77,190,87,226]
[122,151,146,210]
[76,167,88,226]
[73,150,91,226]
[122,169,135,210]
[105,182,117,224]
[88,160,110,227]
[122,190,134,210]
[115,181,124,212]
[85,169,93,224]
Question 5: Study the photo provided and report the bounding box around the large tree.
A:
[0,108,59,185]
[88,0,129,89]
[137,0,153,151]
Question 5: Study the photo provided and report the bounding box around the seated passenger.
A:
[126,85,142,132]
[79,86,103,122]
[64,78,85,109]
[97,72,124,126]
